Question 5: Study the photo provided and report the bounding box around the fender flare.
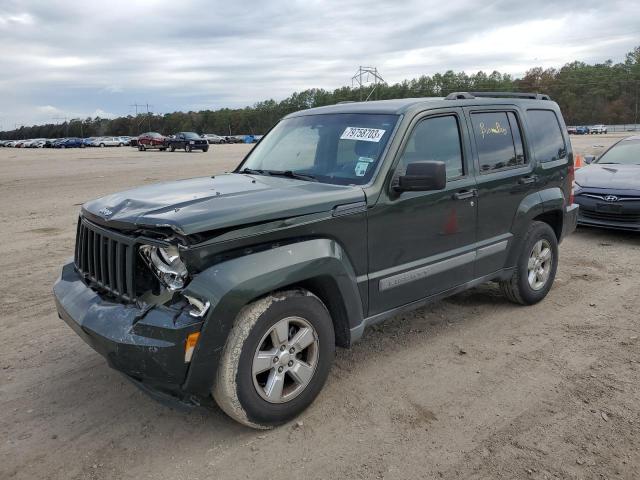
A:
[505,187,566,267]
[504,191,544,267]
[181,238,363,395]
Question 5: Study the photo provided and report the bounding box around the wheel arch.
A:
[181,238,363,396]
[505,186,567,267]
[532,209,562,241]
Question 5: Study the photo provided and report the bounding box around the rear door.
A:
[464,106,539,276]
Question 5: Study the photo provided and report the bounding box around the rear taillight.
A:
[568,163,575,205]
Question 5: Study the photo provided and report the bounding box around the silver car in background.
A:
[91,136,126,147]
[201,133,226,144]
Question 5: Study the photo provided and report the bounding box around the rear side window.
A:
[471,111,526,173]
[526,110,567,163]
[400,115,464,179]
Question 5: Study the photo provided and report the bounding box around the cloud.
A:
[0,12,34,26]
[0,0,638,128]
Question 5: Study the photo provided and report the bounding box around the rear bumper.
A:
[562,203,579,240]
[53,260,204,401]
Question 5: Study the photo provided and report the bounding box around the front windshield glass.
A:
[239,113,399,185]
[183,132,200,139]
[596,139,640,165]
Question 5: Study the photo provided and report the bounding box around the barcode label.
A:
[340,127,386,142]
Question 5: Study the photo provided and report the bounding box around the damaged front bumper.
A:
[53,260,204,406]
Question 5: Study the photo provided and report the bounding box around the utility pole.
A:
[351,66,385,101]
[635,80,638,128]
[146,103,152,131]
[71,118,84,138]
[52,116,69,136]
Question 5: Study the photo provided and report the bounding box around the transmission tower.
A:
[351,66,385,101]
[129,102,154,131]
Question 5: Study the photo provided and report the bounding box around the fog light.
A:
[185,332,200,363]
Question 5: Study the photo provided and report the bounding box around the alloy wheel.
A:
[252,316,319,404]
[527,239,553,290]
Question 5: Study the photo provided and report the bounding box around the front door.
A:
[367,110,478,316]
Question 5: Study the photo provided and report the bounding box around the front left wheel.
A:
[213,290,335,429]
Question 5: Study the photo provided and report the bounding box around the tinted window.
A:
[400,115,463,179]
[471,112,526,172]
[526,110,566,163]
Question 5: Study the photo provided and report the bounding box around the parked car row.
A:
[0,136,133,148]
[135,132,261,152]
[567,124,608,135]
[0,133,261,149]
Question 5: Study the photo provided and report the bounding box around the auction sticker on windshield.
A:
[340,127,386,142]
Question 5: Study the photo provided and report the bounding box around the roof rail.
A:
[336,100,356,104]
[445,92,475,100]
[445,91,551,101]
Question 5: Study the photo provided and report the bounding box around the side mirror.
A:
[395,161,446,192]
[584,155,596,164]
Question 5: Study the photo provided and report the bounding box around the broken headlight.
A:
[139,244,189,291]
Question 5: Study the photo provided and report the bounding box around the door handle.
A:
[518,175,537,185]
[453,189,477,200]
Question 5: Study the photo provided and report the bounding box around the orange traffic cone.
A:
[574,154,583,169]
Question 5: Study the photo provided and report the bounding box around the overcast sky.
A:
[1,0,638,129]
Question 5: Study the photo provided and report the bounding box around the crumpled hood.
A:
[575,164,640,191]
[82,173,365,235]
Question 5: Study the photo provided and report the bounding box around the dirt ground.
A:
[0,136,638,480]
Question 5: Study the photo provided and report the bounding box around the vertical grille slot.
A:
[73,217,137,302]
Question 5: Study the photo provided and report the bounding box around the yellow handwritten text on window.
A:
[478,122,507,139]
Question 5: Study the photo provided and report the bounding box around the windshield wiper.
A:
[239,168,317,182]
[239,167,266,175]
[262,170,318,182]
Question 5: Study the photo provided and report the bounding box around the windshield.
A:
[239,113,399,185]
[596,139,640,165]
[182,132,200,139]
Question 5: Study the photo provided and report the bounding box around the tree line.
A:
[3,46,639,140]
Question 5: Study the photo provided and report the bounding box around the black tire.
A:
[203,146,209,153]
[118,143,123,147]
[213,290,335,428]
[500,221,559,305]
[139,144,146,151]
[169,145,175,152]
[99,143,105,147]
[185,144,192,152]
[160,147,166,151]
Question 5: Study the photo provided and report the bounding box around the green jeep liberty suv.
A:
[54,92,578,428]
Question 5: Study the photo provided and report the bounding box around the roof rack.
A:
[445,92,551,101]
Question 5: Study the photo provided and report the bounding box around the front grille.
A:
[580,209,640,224]
[74,217,138,301]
